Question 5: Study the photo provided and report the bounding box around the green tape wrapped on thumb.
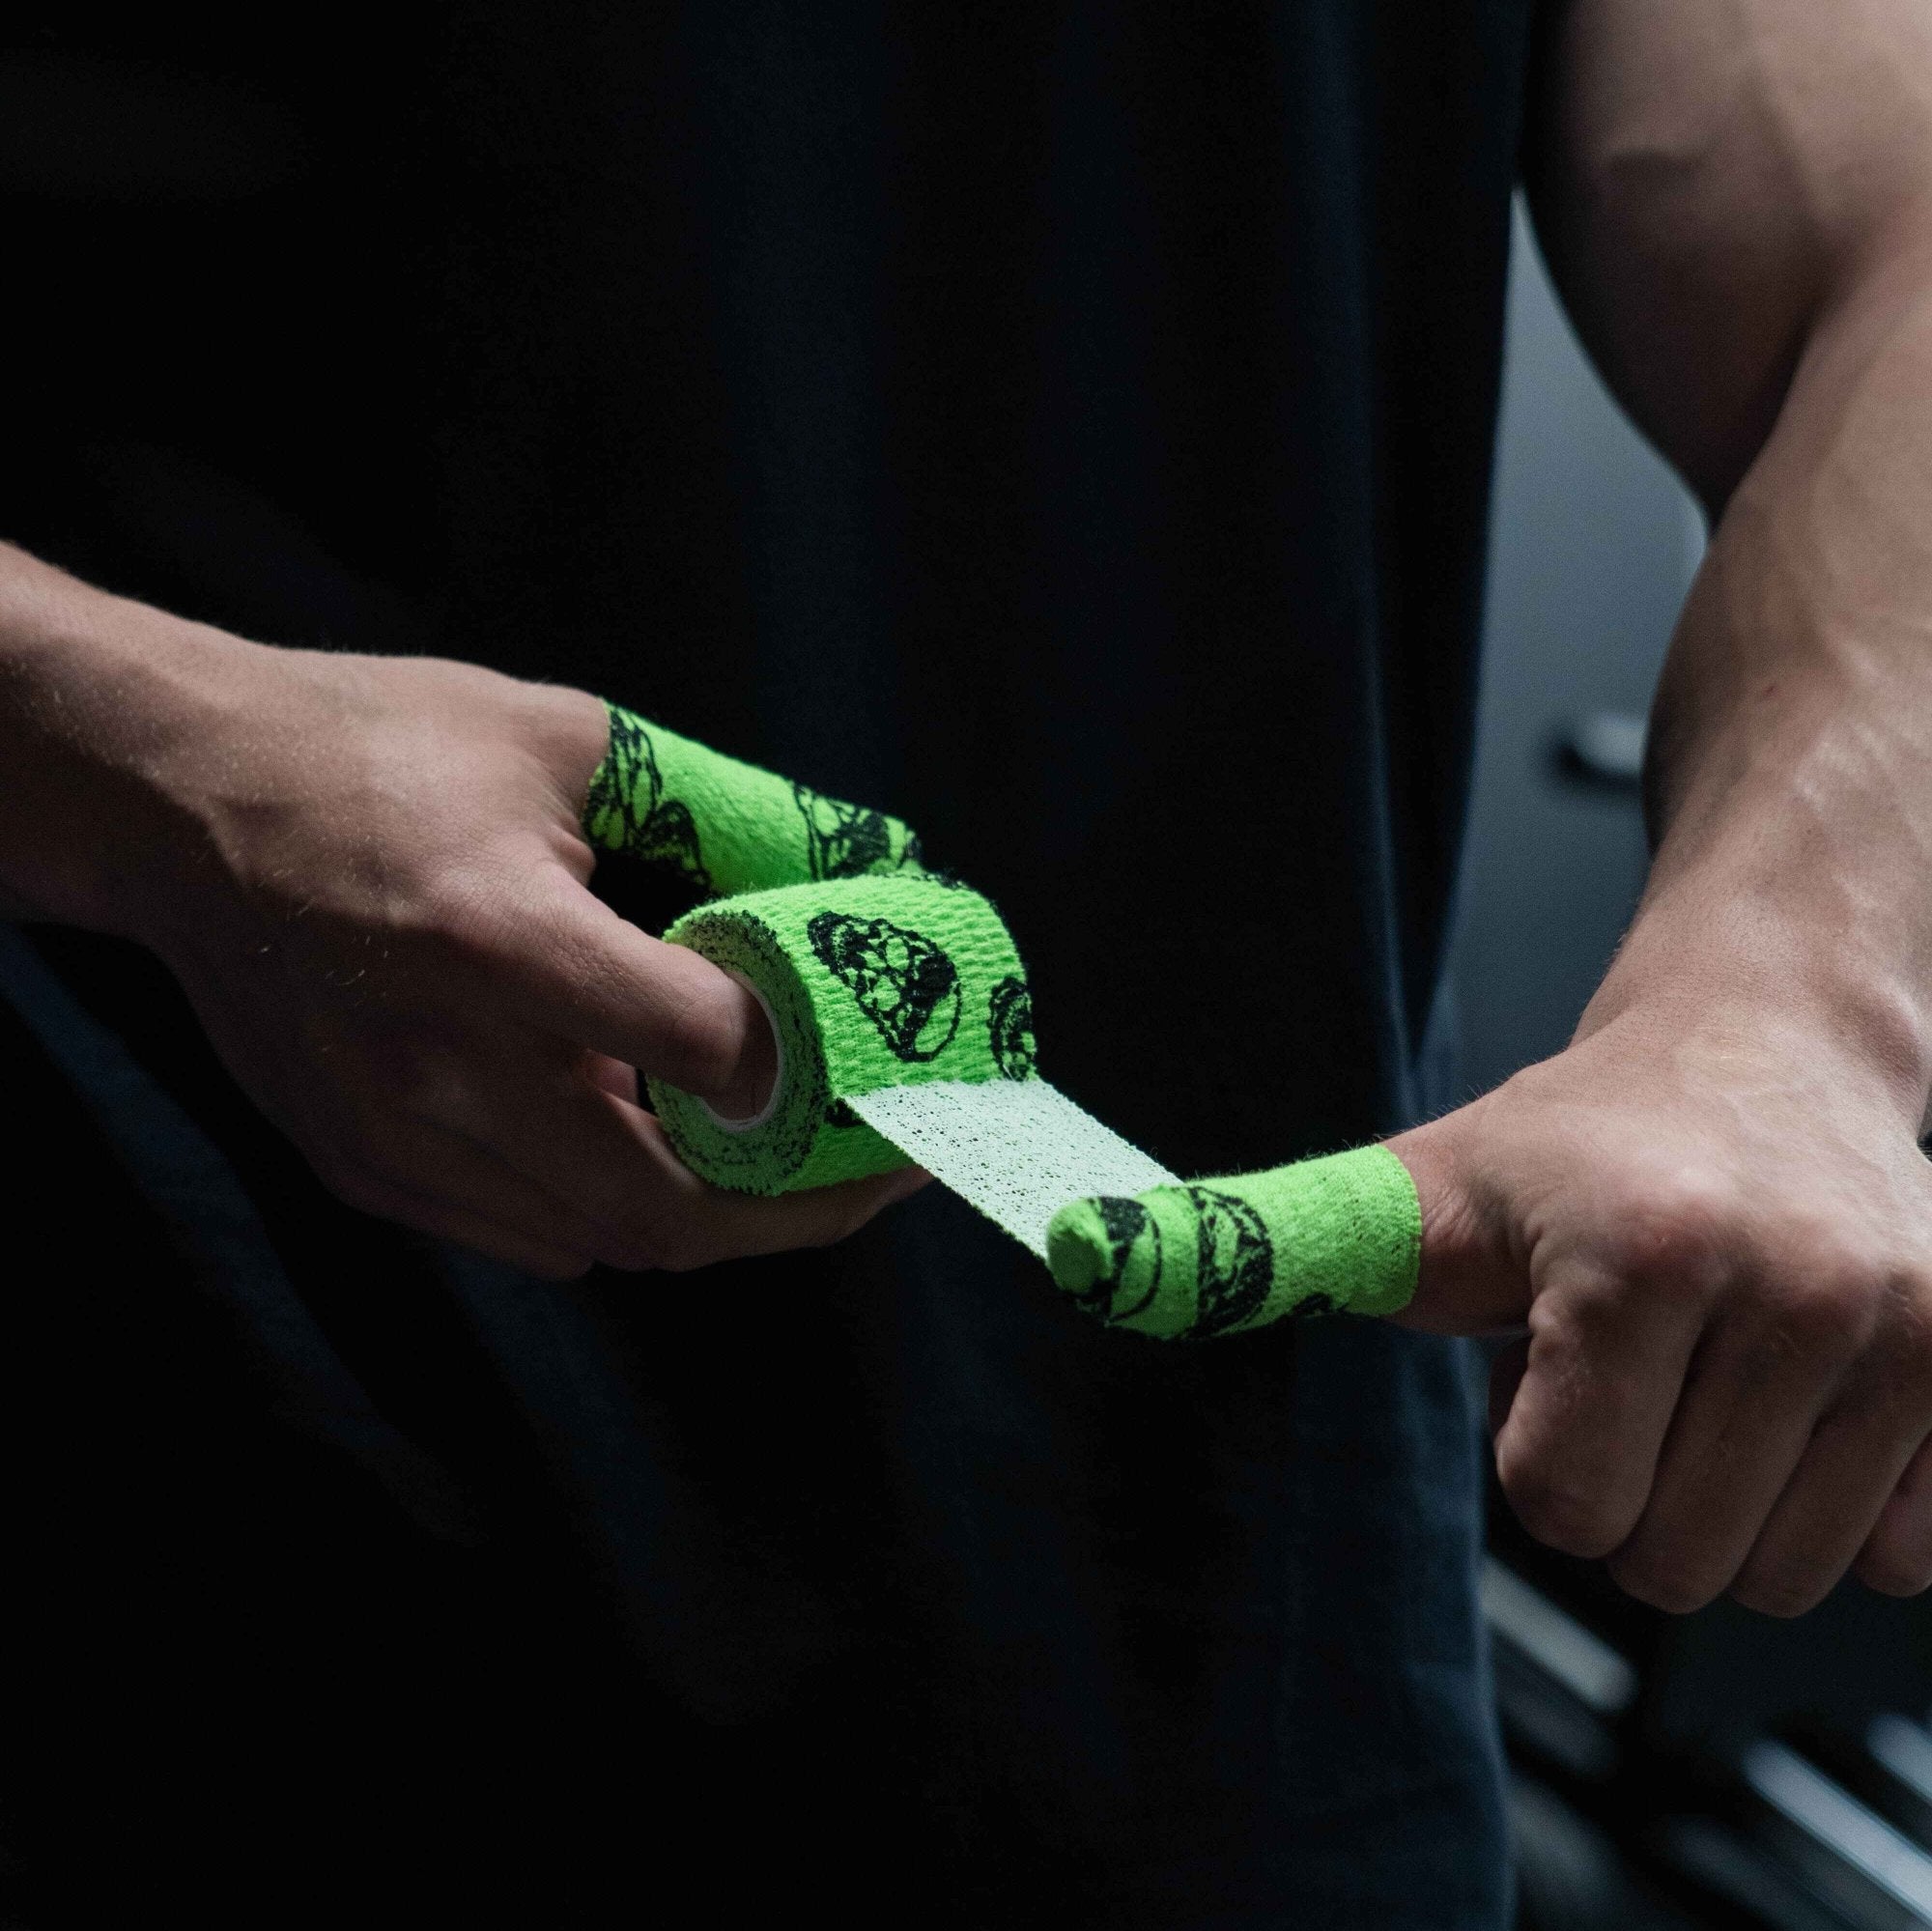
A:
[1045,1145,1421,1339]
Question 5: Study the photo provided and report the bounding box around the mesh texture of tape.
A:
[584,702,1421,1334]
[645,876,1179,1256]
[584,705,923,898]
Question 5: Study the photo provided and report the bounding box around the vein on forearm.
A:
[1629,260,1932,1102]
[1530,0,1932,1114]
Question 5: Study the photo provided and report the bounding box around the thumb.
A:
[1043,1143,1425,1340]
[1039,1102,1527,1342]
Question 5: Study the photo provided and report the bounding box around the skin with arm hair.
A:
[0,545,923,1279]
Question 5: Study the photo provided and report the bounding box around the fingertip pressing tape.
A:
[584,701,1422,1336]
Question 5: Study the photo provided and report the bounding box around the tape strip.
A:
[583,703,1419,1334]
[845,1080,1178,1260]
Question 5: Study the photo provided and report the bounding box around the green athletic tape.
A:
[583,702,923,895]
[1043,1146,1422,1337]
[644,874,1031,1195]
[582,702,1422,1333]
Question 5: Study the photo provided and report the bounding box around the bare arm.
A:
[1393,0,1932,1613]
[1528,0,1932,864]
[0,543,917,1276]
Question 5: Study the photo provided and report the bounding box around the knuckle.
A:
[1498,1461,1621,1559]
[1899,1286,1932,1356]
[418,867,505,962]
[1606,1552,1721,1617]
[1769,1271,1875,1358]
[1859,1548,1932,1598]
[1597,1170,1742,1292]
[1540,1274,1627,1343]
[1881,1283,1932,1389]
[1729,1565,1829,1620]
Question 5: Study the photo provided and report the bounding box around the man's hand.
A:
[1389,993,1932,1617]
[0,546,923,1277]
[1421,0,1932,1613]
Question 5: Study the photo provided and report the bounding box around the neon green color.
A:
[583,697,1427,1338]
[582,701,923,895]
[1044,1145,1422,1338]
[645,874,1031,1195]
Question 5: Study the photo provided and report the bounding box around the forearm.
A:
[0,543,245,935]
[1526,0,1932,1124]
[1579,242,1932,1131]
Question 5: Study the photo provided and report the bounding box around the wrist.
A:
[1577,895,1932,1135]
[0,551,254,943]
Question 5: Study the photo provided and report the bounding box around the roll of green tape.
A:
[643,873,1030,1195]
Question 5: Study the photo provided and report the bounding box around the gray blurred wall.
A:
[1451,200,1707,1100]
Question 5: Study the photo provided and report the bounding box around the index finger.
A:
[1493,1257,1709,1560]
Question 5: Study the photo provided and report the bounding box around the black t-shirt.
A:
[3,9,1534,1924]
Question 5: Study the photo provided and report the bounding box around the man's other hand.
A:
[1389,1000,1932,1617]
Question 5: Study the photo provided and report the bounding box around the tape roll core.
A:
[646,873,1025,1196]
